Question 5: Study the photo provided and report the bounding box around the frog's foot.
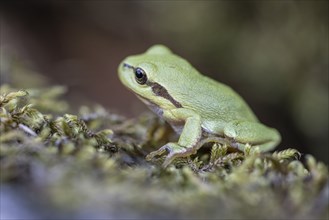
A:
[146,142,190,167]
[145,145,168,161]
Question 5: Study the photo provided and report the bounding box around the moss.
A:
[0,85,328,219]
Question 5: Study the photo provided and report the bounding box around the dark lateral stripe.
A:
[148,82,183,108]
[123,63,134,70]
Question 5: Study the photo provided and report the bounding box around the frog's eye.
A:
[135,67,147,85]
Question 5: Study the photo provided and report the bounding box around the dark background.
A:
[0,1,328,164]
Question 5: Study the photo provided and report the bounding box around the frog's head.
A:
[118,44,198,109]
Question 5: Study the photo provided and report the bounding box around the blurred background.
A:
[1,1,328,163]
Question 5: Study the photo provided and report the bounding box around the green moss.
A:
[0,85,328,219]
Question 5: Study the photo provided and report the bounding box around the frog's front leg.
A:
[223,120,281,152]
[146,108,202,167]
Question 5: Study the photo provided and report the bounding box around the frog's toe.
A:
[145,146,168,161]
[146,143,188,167]
[162,144,188,167]
[165,153,187,167]
[162,153,177,168]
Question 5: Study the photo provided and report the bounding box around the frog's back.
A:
[173,73,258,124]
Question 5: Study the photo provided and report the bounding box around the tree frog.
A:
[118,45,281,167]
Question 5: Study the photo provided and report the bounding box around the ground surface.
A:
[0,86,328,219]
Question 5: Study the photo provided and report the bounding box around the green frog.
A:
[118,45,281,167]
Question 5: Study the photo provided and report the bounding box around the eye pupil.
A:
[135,68,144,79]
[134,67,147,84]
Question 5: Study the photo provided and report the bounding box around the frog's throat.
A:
[136,95,164,117]
[136,95,185,134]
[146,81,183,108]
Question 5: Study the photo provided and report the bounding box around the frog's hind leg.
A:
[223,120,281,152]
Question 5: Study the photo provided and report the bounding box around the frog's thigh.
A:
[223,120,281,151]
[164,108,202,151]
